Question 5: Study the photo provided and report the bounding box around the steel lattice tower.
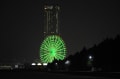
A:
[44,5,60,36]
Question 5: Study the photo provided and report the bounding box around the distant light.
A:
[44,7,47,9]
[43,63,48,66]
[65,60,70,65]
[0,65,12,70]
[55,63,58,66]
[37,63,42,66]
[89,55,92,59]
[15,65,18,68]
[31,63,36,66]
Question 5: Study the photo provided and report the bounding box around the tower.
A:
[44,5,60,36]
[40,5,66,63]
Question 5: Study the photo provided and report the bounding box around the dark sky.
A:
[1,0,120,63]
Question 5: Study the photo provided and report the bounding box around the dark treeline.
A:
[47,35,120,72]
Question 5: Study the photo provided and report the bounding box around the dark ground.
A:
[0,70,119,79]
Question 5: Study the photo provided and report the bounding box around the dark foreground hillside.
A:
[47,35,120,72]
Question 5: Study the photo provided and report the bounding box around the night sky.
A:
[1,0,120,63]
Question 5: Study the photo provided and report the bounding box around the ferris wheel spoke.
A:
[55,54,64,60]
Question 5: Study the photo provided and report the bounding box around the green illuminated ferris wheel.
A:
[40,35,66,63]
[40,5,67,63]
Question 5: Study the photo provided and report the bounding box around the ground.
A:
[0,70,119,79]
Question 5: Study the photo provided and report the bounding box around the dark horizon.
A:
[1,0,120,63]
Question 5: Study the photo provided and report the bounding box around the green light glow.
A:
[40,35,66,63]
